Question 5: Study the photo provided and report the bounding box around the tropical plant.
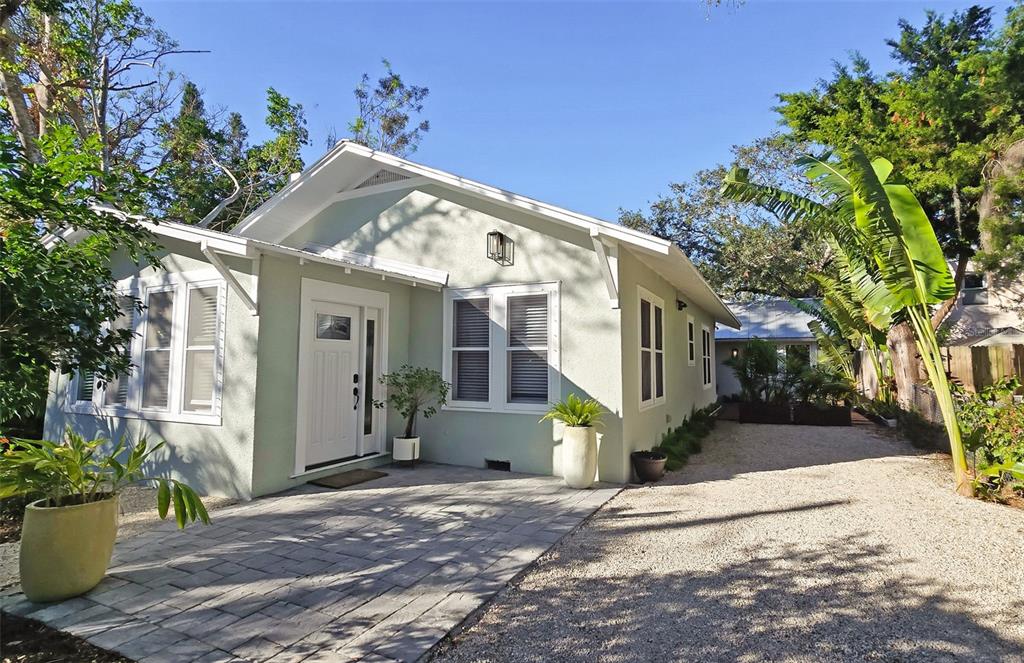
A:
[655,404,718,471]
[724,339,791,404]
[0,431,209,528]
[957,378,1024,490]
[792,365,855,408]
[722,145,973,495]
[540,393,605,428]
[374,365,449,439]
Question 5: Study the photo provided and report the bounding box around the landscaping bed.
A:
[0,614,130,663]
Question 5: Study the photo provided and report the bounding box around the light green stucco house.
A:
[44,142,740,499]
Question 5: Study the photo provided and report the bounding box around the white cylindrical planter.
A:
[561,426,597,489]
[393,436,420,463]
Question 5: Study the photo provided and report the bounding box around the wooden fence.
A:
[940,344,1024,392]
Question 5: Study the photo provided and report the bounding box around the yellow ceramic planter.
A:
[20,494,119,603]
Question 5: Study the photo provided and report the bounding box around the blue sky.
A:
[140,0,1012,221]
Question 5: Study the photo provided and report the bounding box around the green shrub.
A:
[956,378,1024,491]
[653,405,719,471]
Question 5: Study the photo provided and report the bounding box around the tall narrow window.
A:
[639,289,665,408]
[507,294,548,403]
[142,290,175,409]
[104,295,136,406]
[363,319,376,435]
[687,316,696,366]
[76,371,95,402]
[702,326,712,388]
[452,298,490,402]
[183,287,218,412]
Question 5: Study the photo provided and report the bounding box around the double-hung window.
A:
[68,274,225,423]
[444,283,560,411]
[639,287,665,409]
[701,325,713,388]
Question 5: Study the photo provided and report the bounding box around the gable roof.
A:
[716,299,816,341]
[230,140,739,329]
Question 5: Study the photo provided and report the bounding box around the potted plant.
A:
[374,365,450,466]
[541,393,605,489]
[0,431,209,603]
[630,449,667,483]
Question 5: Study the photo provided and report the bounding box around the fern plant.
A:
[540,393,605,428]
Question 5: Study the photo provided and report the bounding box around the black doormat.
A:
[308,468,388,489]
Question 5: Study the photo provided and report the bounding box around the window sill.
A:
[63,403,222,426]
[638,398,665,413]
[443,402,550,415]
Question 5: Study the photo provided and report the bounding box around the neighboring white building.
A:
[715,300,817,399]
[942,267,1024,344]
[44,141,740,498]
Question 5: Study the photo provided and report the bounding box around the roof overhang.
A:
[146,220,449,290]
[229,141,739,328]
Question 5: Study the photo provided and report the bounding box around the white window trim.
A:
[701,324,713,390]
[442,282,561,414]
[687,314,696,367]
[638,286,666,411]
[64,269,227,426]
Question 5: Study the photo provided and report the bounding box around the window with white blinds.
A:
[183,286,219,412]
[65,276,225,423]
[104,296,137,406]
[142,289,175,409]
[507,294,548,403]
[639,287,665,409]
[76,370,95,402]
[444,283,559,411]
[452,298,490,402]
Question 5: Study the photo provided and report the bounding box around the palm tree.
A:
[722,146,971,496]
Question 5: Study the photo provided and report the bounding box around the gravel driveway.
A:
[432,421,1024,662]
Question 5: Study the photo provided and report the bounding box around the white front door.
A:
[303,301,361,468]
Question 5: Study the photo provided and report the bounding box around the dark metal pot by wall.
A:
[631,450,667,483]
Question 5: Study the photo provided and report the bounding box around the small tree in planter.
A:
[541,393,605,489]
[0,431,208,603]
[374,365,449,465]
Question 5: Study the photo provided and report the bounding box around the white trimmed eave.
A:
[143,222,449,308]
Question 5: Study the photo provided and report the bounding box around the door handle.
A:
[353,386,359,410]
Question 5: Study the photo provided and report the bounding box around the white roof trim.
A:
[232,141,669,254]
[229,141,738,327]
[145,221,449,289]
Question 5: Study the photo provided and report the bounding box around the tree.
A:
[619,135,831,300]
[347,59,430,156]
[776,3,1024,397]
[723,146,972,496]
[152,82,224,224]
[0,0,196,172]
[0,127,157,430]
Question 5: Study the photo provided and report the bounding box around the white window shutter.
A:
[507,294,549,403]
[453,298,489,401]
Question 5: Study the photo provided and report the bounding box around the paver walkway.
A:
[434,423,1024,662]
[2,464,619,662]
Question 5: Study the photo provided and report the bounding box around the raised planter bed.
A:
[738,402,791,424]
[792,404,852,426]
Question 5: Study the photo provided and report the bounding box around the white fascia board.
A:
[144,221,253,257]
[232,140,673,255]
[669,245,741,330]
[252,239,449,289]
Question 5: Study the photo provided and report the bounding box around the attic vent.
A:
[355,169,410,190]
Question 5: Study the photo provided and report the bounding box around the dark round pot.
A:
[631,450,667,483]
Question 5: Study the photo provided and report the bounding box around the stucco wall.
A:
[43,238,259,499]
[617,248,718,473]
[281,185,628,482]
